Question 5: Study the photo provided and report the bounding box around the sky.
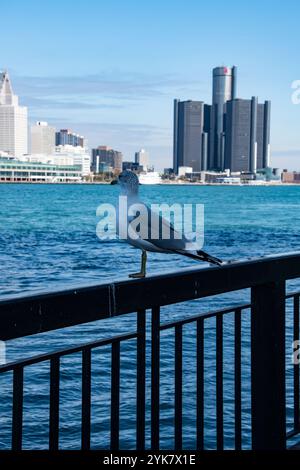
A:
[2,0,300,170]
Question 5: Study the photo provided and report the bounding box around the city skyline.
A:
[2,0,300,169]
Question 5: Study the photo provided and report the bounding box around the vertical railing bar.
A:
[12,366,24,451]
[251,281,286,450]
[294,294,300,430]
[174,324,183,450]
[110,341,120,451]
[196,318,204,450]
[49,356,60,450]
[136,309,146,451]
[81,348,92,450]
[151,306,160,450]
[234,308,242,450]
[216,314,224,450]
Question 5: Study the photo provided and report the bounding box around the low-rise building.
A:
[282,171,300,184]
[0,157,82,183]
[178,166,193,177]
[23,145,91,176]
[122,161,143,173]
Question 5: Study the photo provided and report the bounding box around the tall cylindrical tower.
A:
[210,66,237,170]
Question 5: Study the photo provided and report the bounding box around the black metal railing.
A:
[1,252,300,450]
[286,291,300,441]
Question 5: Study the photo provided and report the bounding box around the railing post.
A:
[251,281,286,450]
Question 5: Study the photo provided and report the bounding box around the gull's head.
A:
[118,170,139,195]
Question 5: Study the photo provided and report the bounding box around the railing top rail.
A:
[1,251,300,341]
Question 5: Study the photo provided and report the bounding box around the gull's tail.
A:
[174,249,223,266]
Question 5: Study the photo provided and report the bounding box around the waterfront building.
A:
[134,149,149,171]
[224,97,271,172]
[0,71,28,157]
[54,145,91,176]
[0,157,82,183]
[24,153,74,166]
[178,166,193,177]
[55,129,85,147]
[282,171,300,184]
[24,145,91,176]
[31,121,55,155]
[91,146,123,173]
[173,100,209,174]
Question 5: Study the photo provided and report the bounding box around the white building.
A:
[0,71,28,157]
[55,145,91,176]
[31,121,55,155]
[22,145,91,177]
[178,166,193,177]
[0,157,82,183]
[24,153,74,166]
[135,148,149,171]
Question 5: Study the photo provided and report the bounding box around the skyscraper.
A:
[135,149,149,170]
[31,121,56,154]
[210,66,237,170]
[256,101,271,169]
[0,71,28,156]
[173,100,209,173]
[224,97,271,172]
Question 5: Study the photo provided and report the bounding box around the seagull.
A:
[117,170,223,278]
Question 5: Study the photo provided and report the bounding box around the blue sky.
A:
[2,0,300,169]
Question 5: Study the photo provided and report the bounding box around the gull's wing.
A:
[145,206,188,251]
[117,197,198,252]
[140,203,197,252]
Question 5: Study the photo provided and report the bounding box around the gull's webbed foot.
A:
[129,272,145,279]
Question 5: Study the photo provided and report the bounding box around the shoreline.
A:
[0,180,297,186]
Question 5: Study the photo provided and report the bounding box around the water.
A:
[0,183,299,449]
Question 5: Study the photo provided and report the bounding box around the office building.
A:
[173,100,209,173]
[31,121,55,155]
[224,97,271,172]
[55,129,84,147]
[91,146,123,173]
[210,66,237,170]
[0,71,28,157]
[134,149,149,170]
[173,65,271,174]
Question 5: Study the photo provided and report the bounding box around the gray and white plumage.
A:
[117,170,222,276]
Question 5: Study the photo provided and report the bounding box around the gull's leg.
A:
[129,250,147,278]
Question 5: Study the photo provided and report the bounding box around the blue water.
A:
[0,183,300,449]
